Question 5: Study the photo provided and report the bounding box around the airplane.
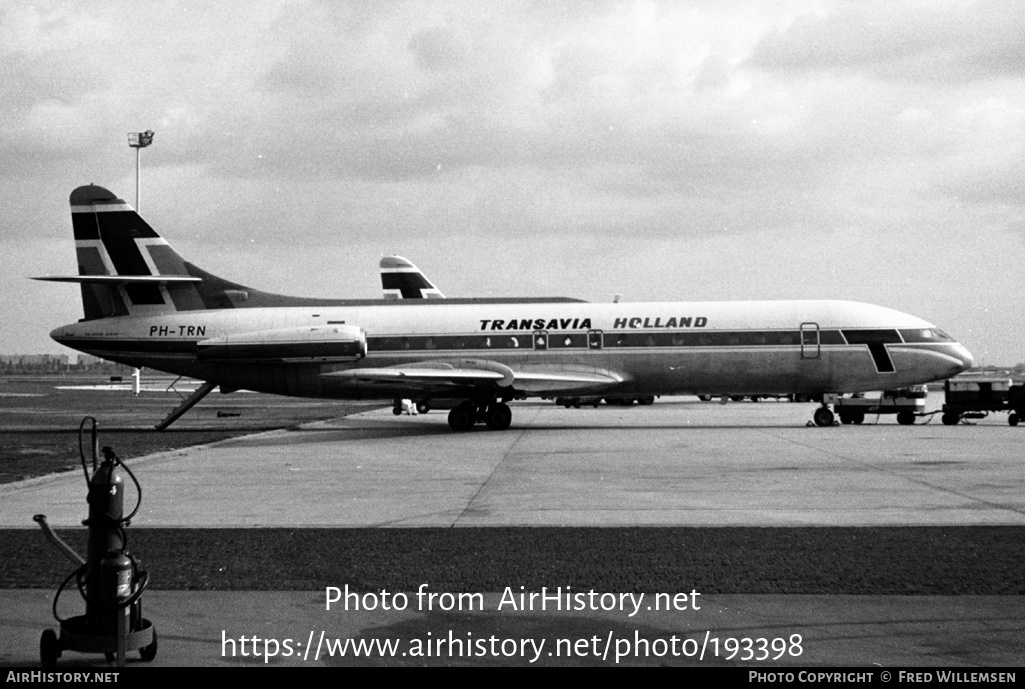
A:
[380,255,445,299]
[36,184,975,432]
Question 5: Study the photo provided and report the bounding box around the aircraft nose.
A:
[954,343,974,372]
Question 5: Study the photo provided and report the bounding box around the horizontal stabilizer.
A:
[33,275,202,285]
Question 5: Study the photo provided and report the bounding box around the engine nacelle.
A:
[197,325,367,362]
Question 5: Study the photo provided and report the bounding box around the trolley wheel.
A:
[40,629,60,668]
[941,412,960,426]
[415,401,430,414]
[1009,413,1019,427]
[896,411,916,425]
[392,405,402,416]
[852,412,865,425]
[140,628,157,662]
[839,412,852,425]
[813,407,834,427]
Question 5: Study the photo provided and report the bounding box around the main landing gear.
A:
[448,401,513,431]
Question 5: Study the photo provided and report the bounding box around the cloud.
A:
[409,25,471,72]
[5,0,1022,231]
[747,0,1025,84]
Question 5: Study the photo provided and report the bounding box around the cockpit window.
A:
[899,328,954,343]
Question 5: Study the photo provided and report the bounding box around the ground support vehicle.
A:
[829,387,927,425]
[941,377,1024,426]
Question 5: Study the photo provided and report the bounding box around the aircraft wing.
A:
[322,360,625,394]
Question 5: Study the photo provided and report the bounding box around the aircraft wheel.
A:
[896,411,915,425]
[1009,413,1019,427]
[852,412,865,425]
[448,404,476,431]
[813,407,834,427]
[698,395,712,402]
[485,403,512,431]
[941,412,960,426]
[415,401,430,414]
[40,629,60,669]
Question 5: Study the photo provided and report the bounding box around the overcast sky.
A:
[2,0,1023,364]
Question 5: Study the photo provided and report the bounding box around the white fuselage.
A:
[52,299,974,401]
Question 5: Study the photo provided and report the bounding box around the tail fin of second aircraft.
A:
[34,185,260,320]
[380,255,445,300]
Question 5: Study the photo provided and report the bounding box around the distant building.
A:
[0,353,128,374]
[0,354,70,371]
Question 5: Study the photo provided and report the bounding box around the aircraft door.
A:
[800,322,820,359]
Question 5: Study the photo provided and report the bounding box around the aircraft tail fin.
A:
[34,185,248,320]
[380,255,445,300]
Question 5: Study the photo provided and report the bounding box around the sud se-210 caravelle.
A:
[37,185,974,431]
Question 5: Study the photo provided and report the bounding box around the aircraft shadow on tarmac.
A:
[232,421,457,445]
[245,419,959,440]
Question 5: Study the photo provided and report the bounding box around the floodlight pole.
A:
[127,130,154,212]
[135,146,141,210]
[126,131,154,394]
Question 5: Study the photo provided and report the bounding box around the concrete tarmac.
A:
[2,398,1022,528]
[2,397,1023,667]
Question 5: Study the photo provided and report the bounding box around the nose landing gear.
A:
[812,406,835,427]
